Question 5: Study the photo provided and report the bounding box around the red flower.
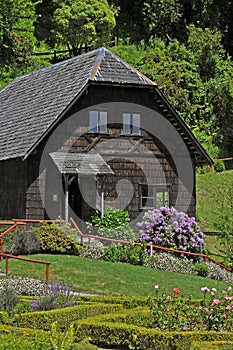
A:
[173,288,180,295]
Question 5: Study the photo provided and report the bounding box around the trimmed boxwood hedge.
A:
[74,319,233,350]
[9,303,123,330]
[1,296,233,349]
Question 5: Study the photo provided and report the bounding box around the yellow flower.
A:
[22,331,29,336]
[2,329,10,333]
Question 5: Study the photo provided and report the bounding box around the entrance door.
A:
[68,177,83,219]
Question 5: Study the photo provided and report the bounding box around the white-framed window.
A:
[123,113,140,135]
[89,110,107,132]
[140,184,169,209]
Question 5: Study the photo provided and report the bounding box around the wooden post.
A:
[6,256,8,276]
[46,264,49,284]
[64,175,69,222]
[101,190,104,219]
[150,245,153,257]
[0,238,2,260]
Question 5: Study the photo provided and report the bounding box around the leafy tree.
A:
[0,0,50,89]
[34,0,116,54]
[142,0,182,43]
[0,0,36,65]
[111,25,233,157]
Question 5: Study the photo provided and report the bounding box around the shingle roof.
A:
[50,152,114,175]
[0,47,213,166]
[0,48,154,161]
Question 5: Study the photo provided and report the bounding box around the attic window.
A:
[89,111,107,132]
[123,113,140,135]
[140,184,169,209]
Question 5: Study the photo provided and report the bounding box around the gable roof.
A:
[0,48,154,162]
[0,47,213,165]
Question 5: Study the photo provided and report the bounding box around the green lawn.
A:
[196,169,233,262]
[196,169,233,232]
[0,254,230,299]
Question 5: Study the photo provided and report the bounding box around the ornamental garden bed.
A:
[1,290,233,349]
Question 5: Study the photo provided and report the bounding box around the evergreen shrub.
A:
[214,159,225,172]
[3,228,40,255]
[30,222,81,254]
[86,207,136,241]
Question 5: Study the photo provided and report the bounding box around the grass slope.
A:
[196,169,233,232]
[0,254,230,299]
[196,169,233,262]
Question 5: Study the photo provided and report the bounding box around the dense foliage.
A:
[137,206,205,257]
[86,207,136,241]
[1,0,233,156]
[30,221,81,254]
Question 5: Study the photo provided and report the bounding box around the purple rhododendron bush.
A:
[137,206,205,256]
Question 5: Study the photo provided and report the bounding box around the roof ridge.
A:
[1,48,102,92]
[89,47,107,80]
[89,47,157,85]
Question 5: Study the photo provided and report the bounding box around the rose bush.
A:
[150,285,233,331]
[137,206,205,257]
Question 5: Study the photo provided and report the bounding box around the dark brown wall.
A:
[0,158,27,219]
[0,83,196,220]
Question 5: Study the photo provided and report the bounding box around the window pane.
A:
[156,191,164,208]
[90,111,98,132]
[145,198,154,207]
[156,188,169,208]
[141,184,148,197]
[141,197,147,207]
[164,191,169,205]
[132,113,140,134]
[123,113,131,134]
[99,111,107,132]
[148,185,154,196]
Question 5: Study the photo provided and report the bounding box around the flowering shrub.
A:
[206,261,233,282]
[30,280,78,311]
[150,284,233,331]
[143,252,197,274]
[79,241,104,260]
[0,277,44,296]
[137,206,205,257]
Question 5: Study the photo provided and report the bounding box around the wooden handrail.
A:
[70,217,232,272]
[0,253,51,283]
[12,219,65,223]
[0,223,17,258]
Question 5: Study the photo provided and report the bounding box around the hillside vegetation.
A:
[196,169,233,263]
[196,169,233,232]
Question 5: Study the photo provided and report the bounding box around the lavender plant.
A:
[137,206,205,257]
[30,280,78,311]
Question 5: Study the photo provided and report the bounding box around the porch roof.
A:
[50,152,114,175]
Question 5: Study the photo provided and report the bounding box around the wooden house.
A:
[0,48,213,228]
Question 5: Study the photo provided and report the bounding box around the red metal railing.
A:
[0,252,51,283]
[70,217,231,272]
[0,219,57,282]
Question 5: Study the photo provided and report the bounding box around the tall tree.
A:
[111,25,233,157]
[142,0,182,43]
[34,0,116,54]
[0,0,48,89]
[0,0,37,65]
